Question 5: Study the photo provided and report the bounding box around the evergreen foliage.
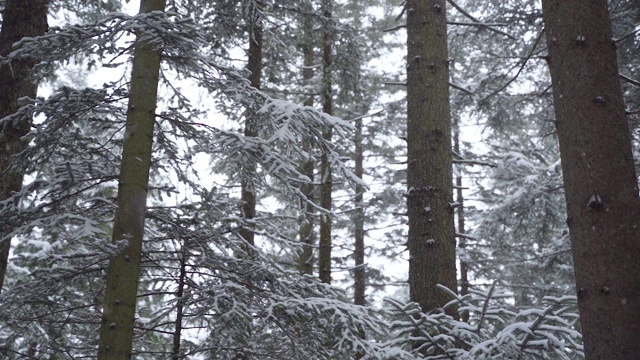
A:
[1,0,637,358]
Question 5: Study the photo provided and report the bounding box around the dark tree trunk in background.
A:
[453,116,469,322]
[406,0,458,316]
[318,0,333,284]
[541,0,640,358]
[0,0,49,293]
[353,114,365,306]
[297,2,316,276]
[97,1,166,358]
[239,0,264,252]
[171,244,187,360]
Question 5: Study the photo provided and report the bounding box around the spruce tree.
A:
[541,0,640,357]
[406,0,457,315]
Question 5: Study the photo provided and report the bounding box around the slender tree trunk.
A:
[239,0,263,253]
[353,107,366,360]
[453,116,469,322]
[353,115,365,306]
[297,3,316,275]
[298,156,315,275]
[97,1,166,358]
[318,0,333,284]
[0,0,49,293]
[541,0,640,358]
[406,0,457,315]
[172,243,187,360]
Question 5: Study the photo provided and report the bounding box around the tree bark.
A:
[406,0,458,315]
[318,0,333,284]
[541,0,640,358]
[239,0,263,252]
[97,1,166,358]
[172,243,187,360]
[0,0,49,293]
[297,2,316,276]
[353,115,365,306]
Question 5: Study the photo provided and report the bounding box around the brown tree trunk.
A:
[97,1,166,358]
[353,115,365,306]
[0,0,49,293]
[406,0,457,315]
[239,0,263,252]
[541,0,640,358]
[297,3,315,276]
[318,0,333,284]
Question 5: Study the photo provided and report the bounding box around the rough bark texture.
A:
[354,115,365,306]
[541,0,640,358]
[97,1,166,358]
[318,0,333,284]
[297,3,315,276]
[406,0,457,315]
[239,0,263,251]
[298,156,315,275]
[0,0,49,293]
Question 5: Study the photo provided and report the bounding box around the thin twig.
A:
[446,0,516,40]
[476,281,497,335]
[619,73,640,88]
[448,21,508,27]
[384,81,474,95]
[449,82,474,95]
[482,28,545,102]
[614,28,639,43]
[384,21,509,33]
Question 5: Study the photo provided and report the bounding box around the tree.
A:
[541,0,640,357]
[0,1,392,358]
[318,0,333,284]
[406,0,457,314]
[239,0,264,251]
[297,0,316,276]
[97,0,166,358]
[0,0,49,293]
[447,0,575,306]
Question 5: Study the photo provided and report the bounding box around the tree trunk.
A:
[318,0,333,285]
[353,115,365,306]
[239,0,263,252]
[453,116,469,322]
[97,1,166,358]
[406,0,457,315]
[297,3,316,276]
[172,243,187,360]
[0,0,49,293]
[541,0,640,358]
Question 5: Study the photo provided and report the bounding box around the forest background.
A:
[0,0,638,359]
